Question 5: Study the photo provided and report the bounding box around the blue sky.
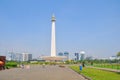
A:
[0,0,120,59]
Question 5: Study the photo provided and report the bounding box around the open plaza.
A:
[0,65,87,80]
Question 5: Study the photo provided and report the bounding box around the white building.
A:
[9,52,20,61]
[109,56,120,60]
[8,52,32,61]
[80,51,85,60]
[22,53,32,61]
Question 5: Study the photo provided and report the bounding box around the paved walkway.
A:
[0,65,87,80]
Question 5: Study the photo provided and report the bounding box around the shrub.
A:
[5,62,17,68]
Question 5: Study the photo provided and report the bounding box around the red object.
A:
[0,56,6,70]
[0,61,4,65]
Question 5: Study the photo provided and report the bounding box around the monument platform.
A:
[42,56,66,61]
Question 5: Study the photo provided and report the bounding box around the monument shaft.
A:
[51,15,56,57]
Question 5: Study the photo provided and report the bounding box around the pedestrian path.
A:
[0,65,88,80]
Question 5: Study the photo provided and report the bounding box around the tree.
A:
[117,52,120,57]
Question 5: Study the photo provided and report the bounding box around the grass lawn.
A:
[93,64,120,70]
[70,66,120,80]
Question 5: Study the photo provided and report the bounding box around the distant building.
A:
[58,52,63,56]
[64,52,69,60]
[57,52,69,61]
[8,52,32,61]
[80,51,85,61]
[22,53,32,61]
[86,56,94,60]
[74,53,80,61]
[80,53,85,60]
[9,52,20,61]
[74,51,85,61]
[109,56,117,60]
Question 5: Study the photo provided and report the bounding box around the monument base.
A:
[42,56,66,62]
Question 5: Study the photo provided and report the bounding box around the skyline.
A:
[0,0,120,59]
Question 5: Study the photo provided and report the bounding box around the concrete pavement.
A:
[0,65,87,80]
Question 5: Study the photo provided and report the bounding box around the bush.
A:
[5,62,17,68]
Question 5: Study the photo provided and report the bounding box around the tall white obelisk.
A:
[51,14,56,57]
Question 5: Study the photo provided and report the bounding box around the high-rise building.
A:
[8,52,32,61]
[9,52,20,61]
[22,53,32,61]
[74,51,85,61]
[74,53,80,61]
[80,51,85,61]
